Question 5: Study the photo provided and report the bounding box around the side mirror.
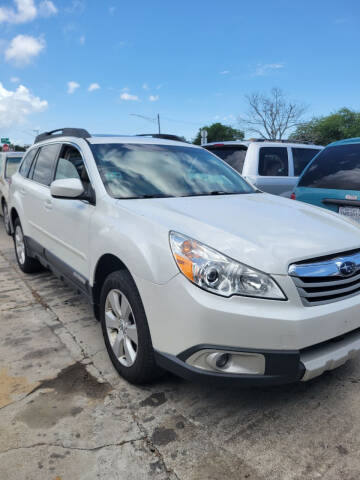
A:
[50,178,84,199]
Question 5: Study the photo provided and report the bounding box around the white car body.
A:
[204,140,323,197]
[9,132,360,385]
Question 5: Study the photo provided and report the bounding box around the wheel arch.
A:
[92,253,132,310]
[10,207,19,233]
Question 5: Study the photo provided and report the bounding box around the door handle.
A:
[44,199,53,210]
[20,188,26,195]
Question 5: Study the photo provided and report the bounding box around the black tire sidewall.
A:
[13,218,39,273]
[100,270,159,384]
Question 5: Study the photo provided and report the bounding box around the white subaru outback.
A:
[9,128,360,385]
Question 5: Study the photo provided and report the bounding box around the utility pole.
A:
[130,113,161,134]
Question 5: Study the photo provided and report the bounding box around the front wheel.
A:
[2,202,11,235]
[100,270,162,384]
[13,218,42,273]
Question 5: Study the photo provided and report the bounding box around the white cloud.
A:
[253,63,284,76]
[67,81,79,94]
[220,70,230,75]
[0,82,47,127]
[65,0,84,13]
[10,77,20,83]
[38,0,57,16]
[88,82,100,92]
[120,92,139,101]
[5,35,45,67]
[0,0,36,23]
[79,35,85,45]
[142,83,149,90]
[0,0,57,24]
[149,95,159,102]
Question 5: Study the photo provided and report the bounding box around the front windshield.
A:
[90,143,255,199]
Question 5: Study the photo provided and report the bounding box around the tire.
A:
[2,201,11,236]
[13,218,42,273]
[100,270,162,384]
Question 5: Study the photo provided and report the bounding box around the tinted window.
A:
[292,148,321,176]
[206,146,247,173]
[90,143,255,199]
[32,144,59,186]
[258,147,288,176]
[299,144,360,190]
[19,149,37,177]
[5,156,23,178]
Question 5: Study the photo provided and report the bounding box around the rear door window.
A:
[292,148,321,176]
[19,149,38,177]
[31,144,60,186]
[5,156,23,178]
[206,146,247,173]
[258,147,288,176]
[299,144,360,190]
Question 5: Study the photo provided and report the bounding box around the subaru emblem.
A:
[339,261,356,277]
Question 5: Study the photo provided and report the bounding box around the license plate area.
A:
[339,206,360,222]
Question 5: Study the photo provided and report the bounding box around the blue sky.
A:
[1,0,360,144]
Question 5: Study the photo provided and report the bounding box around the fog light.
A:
[215,353,230,369]
[186,349,265,375]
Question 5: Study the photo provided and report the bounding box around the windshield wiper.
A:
[180,191,245,197]
[117,193,176,199]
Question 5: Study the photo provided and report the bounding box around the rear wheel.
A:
[2,202,11,235]
[13,218,42,273]
[100,270,162,384]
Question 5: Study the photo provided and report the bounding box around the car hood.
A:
[119,193,360,275]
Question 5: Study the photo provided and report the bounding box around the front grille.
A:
[289,249,360,306]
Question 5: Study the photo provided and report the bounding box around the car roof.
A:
[328,137,360,147]
[33,135,199,149]
[204,140,323,148]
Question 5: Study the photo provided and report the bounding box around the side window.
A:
[55,144,91,193]
[5,156,23,178]
[19,149,38,177]
[32,144,60,186]
[258,147,288,176]
[292,148,321,176]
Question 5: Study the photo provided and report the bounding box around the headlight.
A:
[169,231,285,300]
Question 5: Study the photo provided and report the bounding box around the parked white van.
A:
[204,140,322,197]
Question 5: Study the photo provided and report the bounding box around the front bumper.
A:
[134,273,360,385]
[155,327,360,386]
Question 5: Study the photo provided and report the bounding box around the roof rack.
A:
[248,138,315,145]
[35,128,91,144]
[136,133,187,142]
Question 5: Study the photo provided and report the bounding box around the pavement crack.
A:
[131,411,181,480]
[0,437,147,455]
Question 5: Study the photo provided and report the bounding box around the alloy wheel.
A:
[104,289,138,367]
[15,225,25,265]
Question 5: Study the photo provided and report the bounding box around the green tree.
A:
[290,108,360,145]
[193,122,244,145]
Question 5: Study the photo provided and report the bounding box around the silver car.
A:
[0,151,24,234]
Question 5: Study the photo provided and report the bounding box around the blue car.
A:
[293,137,360,223]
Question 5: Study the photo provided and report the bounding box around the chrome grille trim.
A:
[289,249,360,306]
